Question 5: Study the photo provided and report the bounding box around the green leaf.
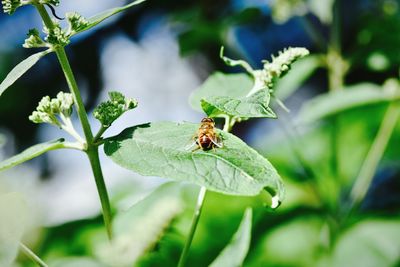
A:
[0,192,28,266]
[0,50,50,97]
[104,122,284,205]
[0,138,65,171]
[73,0,146,35]
[201,90,276,118]
[297,83,400,123]
[274,55,321,100]
[209,208,252,267]
[189,72,253,112]
[332,219,400,267]
[95,183,185,266]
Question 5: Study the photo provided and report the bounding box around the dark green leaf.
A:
[0,50,49,97]
[297,83,399,123]
[73,0,146,35]
[104,122,284,205]
[201,90,276,118]
[0,192,28,266]
[209,208,252,267]
[0,139,65,171]
[189,72,253,112]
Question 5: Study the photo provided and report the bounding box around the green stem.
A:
[178,117,234,266]
[35,4,113,239]
[349,102,400,210]
[19,243,48,267]
[177,186,207,267]
[93,125,108,143]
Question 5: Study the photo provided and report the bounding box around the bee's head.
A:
[201,117,214,123]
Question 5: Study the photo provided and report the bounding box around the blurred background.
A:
[1,0,400,266]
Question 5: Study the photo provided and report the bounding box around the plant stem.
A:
[177,186,207,267]
[93,125,108,143]
[19,243,48,267]
[349,102,400,210]
[35,4,113,239]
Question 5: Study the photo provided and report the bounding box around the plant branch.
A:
[93,125,108,144]
[177,186,207,267]
[35,4,113,239]
[349,102,400,210]
[19,243,48,267]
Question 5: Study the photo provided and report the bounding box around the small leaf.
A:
[190,72,253,112]
[0,138,65,171]
[297,83,400,124]
[0,192,28,266]
[201,90,276,118]
[104,122,284,203]
[0,50,50,97]
[72,0,146,35]
[209,208,252,267]
[95,183,184,266]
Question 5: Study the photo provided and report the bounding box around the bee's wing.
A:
[210,135,223,148]
[184,134,199,151]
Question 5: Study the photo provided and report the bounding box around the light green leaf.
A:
[0,192,28,266]
[189,72,253,112]
[297,83,400,123]
[332,219,400,267]
[201,90,276,118]
[0,138,65,171]
[274,55,321,100]
[95,183,184,266]
[209,208,252,267]
[0,50,50,97]
[50,257,107,267]
[73,0,146,35]
[104,122,284,205]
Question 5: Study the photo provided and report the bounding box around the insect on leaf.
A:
[104,122,284,206]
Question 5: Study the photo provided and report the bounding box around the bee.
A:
[187,117,223,151]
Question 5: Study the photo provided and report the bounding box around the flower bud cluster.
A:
[66,12,89,34]
[23,29,46,48]
[29,92,74,125]
[1,0,29,14]
[94,91,138,127]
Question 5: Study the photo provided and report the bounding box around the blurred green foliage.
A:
[2,0,400,266]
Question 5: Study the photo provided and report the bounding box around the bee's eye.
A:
[201,118,214,123]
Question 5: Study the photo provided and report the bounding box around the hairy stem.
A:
[177,186,207,267]
[20,243,48,267]
[349,102,400,210]
[35,4,113,239]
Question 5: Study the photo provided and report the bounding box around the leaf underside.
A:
[0,50,49,97]
[0,139,65,172]
[104,122,284,202]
